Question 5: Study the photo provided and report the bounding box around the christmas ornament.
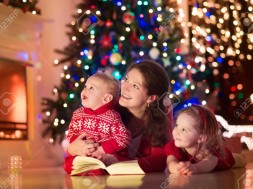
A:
[123,11,135,24]
[118,42,123,51]
[179,72,186,79]
[101,55,109,66]
[188,61,196,67]
[109,53,122,66]
[100,35,112,48]
[149,47,160,60]
[106,19,113,27]
[174,48,181,54]
[130,31,142,46]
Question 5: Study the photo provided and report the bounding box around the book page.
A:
[71,156,106,175]
[106,160,145,175]
[106,175,144,187]
[71,164,104,175]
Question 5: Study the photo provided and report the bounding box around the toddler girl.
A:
[165,105,235,175]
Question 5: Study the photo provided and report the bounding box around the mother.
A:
[65,60,173,173]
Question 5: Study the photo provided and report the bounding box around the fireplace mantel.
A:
[0,3,52,64]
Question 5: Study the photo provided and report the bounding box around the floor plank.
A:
[0,152,252,189]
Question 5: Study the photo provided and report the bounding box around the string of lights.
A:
[190,0,253,123]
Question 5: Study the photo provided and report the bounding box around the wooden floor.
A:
[0,152,253,189]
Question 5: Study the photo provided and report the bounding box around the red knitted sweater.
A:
[67,102,131,154]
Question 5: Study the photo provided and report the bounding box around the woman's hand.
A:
[67,132,99,156]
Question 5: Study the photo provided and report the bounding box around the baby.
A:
[66,72,131,159]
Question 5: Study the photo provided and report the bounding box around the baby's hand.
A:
[91,146,105,160]
[177,161,195,175]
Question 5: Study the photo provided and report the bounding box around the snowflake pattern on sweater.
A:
[67,104,131,154]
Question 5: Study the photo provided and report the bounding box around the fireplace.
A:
[0,58,28,140]
[0,3,66,169]
[0,3,46,143]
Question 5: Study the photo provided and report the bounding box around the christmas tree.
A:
[0,0,40,14]
[190,0,253,124]
[42,0,212,143]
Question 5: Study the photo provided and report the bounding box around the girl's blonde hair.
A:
[178,105,225,160]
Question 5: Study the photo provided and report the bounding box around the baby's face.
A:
[81,76,108,110]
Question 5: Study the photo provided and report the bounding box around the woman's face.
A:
[119,68,150,112]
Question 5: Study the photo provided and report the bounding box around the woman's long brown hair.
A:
[118,60,173,147]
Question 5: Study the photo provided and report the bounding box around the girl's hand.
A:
[67,132,99,156]
[177,161,196,175]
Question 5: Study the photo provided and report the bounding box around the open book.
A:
[71,156,145,175]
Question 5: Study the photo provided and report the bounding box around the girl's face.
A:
[172,113,201,151]
[119,68,150,112]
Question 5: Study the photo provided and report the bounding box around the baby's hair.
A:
[178,105,225,160]
[92,72,120,101]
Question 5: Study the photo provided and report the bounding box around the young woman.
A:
[65,60,173,174]
[165,105,235,175]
